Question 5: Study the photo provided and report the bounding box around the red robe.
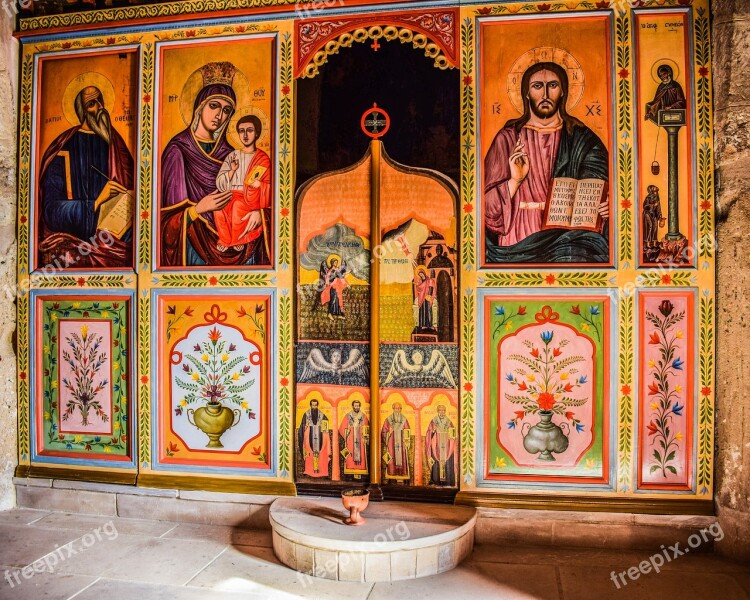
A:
[381,412,411,481]
[339,410,369,477]
[299,409,331,477]
[214,149,272,248]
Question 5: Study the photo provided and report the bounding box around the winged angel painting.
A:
[383,349,457,389]
[299,347,369,385]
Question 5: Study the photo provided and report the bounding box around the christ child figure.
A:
[214,115,272,252]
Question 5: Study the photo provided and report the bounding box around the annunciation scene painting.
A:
[16,0,715,511]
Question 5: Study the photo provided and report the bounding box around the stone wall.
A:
[0,8,18,512]
[713,0,750,563]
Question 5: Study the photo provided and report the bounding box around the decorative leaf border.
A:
[461,289,475,484]
[636,271,695,287]
[154,274,273,288]
[278,292,292,475]
[697,291,713,495]
[139,43,155,270]
[617,293,633,491]
[138,293,151,467]
[479,272,611,287]
[32,275,134,289]
[461,17,476,271]
[616,10,634,265]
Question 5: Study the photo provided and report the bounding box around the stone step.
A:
[269,496,476,582]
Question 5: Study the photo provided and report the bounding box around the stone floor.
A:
[0,507,748,599]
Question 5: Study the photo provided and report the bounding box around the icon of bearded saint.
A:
[483,60,610,264]
[39,84,134,268]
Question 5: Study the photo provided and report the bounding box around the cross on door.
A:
[371,39,380,52]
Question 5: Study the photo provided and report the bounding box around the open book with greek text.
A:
[542,178,607,231]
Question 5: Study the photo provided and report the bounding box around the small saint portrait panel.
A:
[156,38,275,268]
[35,51,139,271]
[479,16,613,266]
[635,12,694,267]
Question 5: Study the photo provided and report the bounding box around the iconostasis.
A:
[16,0,715,512]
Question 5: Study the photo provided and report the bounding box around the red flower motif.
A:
[649,332,660,344]
[661,274,672,284]
[19,371,26,381]
[280,377,289,387]
[647,421,658,436]
[698,66,708,78]
[111,437,119,444]
[62,42,72,49]
[648,381,660,396]
[22,104,30,113]
[281,207,289,217]
[701,386,711,396]
[570,305,581,315]
[208,327,222,343]
[141,210,149,220]
[463,75,473,86]
[184,306,194,316]
[517,381,528,391]
[463,203,473,213]
[235,25,246,32]
[621,199,632,210]
[700,200,711,211]
[618,68,629,79]
[464,382,473,392]
[20,215,27,224]
[538,3,551,10]
[121,373,126,381]
[530,347,539,358]
[121,435,127,443]
[77,277,86,287]
[518,306,526,315]
[168,442,179,453]
[563,383,573,393]
[143,94,151,104]
[209,276,218,286]
[237,306,248,317]
[553,347,562,358]
[545,274,555,285]
[85,443,92,451]
[140,375,149,384]
[185,30,196,37]
[477,6,491,14]
[282,84,290,96]
[621,384,631,396]
[565,411,575,420]
[537,391,555,411]
[107,37,116,44]
[251,446,261,455]
[114,406,119,412]
[595,0,610,8]
[515,411,526,419]
[58,434,65,440]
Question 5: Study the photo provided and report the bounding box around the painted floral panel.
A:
[38,298,130,458]
[486,298,610,483]
[638,292,694,489]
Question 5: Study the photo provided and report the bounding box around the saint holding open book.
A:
[484,60,609,264]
